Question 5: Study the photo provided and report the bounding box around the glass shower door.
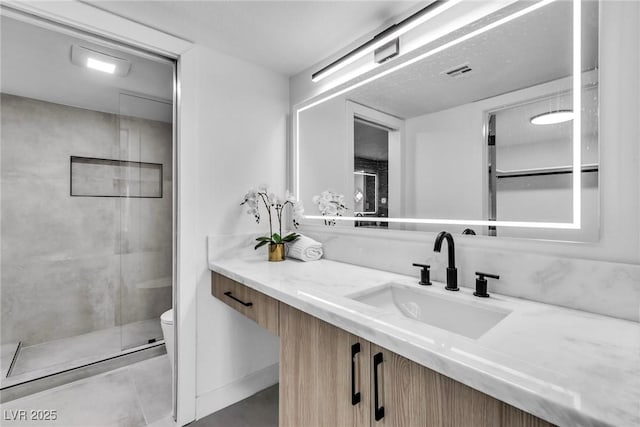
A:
[117,93,173,351]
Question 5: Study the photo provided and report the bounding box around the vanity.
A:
[209,253,640,427]
[209,1,640,426]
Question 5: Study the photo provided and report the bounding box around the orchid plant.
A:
[312,190,348,226]
[241,186,304,250]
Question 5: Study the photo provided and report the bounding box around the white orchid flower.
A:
[324,203,338,215]
[312,190,348,224]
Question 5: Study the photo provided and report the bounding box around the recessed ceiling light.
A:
[70,45,131,77]
[530,110,574,125]
[86,57,116,74]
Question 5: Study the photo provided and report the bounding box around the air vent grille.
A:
[442,63,472,78]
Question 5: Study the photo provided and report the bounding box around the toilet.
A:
[160,309,174,372]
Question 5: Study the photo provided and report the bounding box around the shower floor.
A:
[1,319,163,387]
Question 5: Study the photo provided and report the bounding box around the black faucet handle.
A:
[474,272,500,297]
[475,272,500,280]
[412,263,432,286]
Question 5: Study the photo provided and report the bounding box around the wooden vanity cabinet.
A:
[280,306,553,427]
[370,344,553,427]
[210,272,553,427]
[279,304,371,427]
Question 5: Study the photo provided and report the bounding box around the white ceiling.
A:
[1,16,174,121]
[85,0,420,76]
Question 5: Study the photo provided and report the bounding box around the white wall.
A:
[298,96,348,208]
[188,45,288,419]
[407,102,485,222]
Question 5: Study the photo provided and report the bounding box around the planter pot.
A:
[268,243,285,262]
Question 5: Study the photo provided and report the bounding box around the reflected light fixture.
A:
[311,0,463,83]
[530,110,574,125]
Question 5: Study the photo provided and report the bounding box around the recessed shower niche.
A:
[70,156,163,198]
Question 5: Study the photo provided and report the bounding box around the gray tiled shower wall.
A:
[1,94,172,346]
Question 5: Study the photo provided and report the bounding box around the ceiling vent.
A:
[442,62,472,78]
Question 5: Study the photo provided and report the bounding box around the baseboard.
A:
[195,363,279,420]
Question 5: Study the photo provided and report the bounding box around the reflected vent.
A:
[442,63,472,78]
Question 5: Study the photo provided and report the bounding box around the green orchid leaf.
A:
[282,233,300,242]
[255,236,272,242]
[254,240,269,250]
[272,233,282,243]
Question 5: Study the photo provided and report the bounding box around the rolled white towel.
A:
[287,235,323,262]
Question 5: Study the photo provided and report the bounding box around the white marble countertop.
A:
[208,246,640,427]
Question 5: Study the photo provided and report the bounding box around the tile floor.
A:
[3,354,277,427]
[147,384,278,427]
[1,355,172,426]
[2,319,163,387]
[190,385,278,427]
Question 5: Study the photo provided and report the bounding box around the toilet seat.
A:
[161,309,173,325]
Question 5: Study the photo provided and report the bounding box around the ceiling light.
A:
[70,45,131,77]
[530,110,574,125]
[86,57,116,74]
[311,0,463,83]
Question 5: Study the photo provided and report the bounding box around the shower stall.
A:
[0,14,175,391]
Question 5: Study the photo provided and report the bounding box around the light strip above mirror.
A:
[296,0,582,230]
[311,0,464,83]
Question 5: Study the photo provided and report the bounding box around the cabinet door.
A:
[370,344,553,427]
[370,344,435,426]
[280,305,371,427]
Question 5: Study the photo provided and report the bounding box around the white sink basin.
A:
[351,283,511,339]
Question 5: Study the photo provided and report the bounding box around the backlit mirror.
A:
[296,0,599,241]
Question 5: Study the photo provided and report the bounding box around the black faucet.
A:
[433,231,459,291]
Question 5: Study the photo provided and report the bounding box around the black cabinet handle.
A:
[223,291,253,307]
[373,352,385,421]
[351,343,361,405]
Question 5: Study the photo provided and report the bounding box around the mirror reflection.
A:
[354,119,389,227]
[297,0,599,241]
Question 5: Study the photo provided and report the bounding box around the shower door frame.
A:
[0,2,192,424]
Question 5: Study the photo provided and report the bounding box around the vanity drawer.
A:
[211,272,279,335]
